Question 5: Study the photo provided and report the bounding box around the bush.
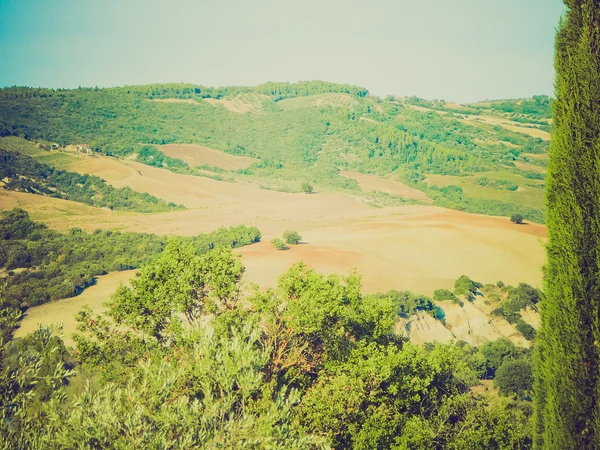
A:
[516,320,536,341]
[283,230,302,245]
[510,214,524,224]
[433,289,462,306]
[271,238,287,250]
[453,275,482,301]
[301,182,313,194]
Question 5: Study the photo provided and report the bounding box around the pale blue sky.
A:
[0,0,564,102]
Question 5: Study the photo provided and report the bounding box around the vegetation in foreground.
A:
[1,238,536,449]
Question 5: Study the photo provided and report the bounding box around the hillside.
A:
[0,81,550,222]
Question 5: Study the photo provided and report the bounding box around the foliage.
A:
[283,230,302,245]
[367,290,445,323]
[433,288,460,304]
[271,238,288,250]
[492,283,539,340]
[495,359,533,398]
[0,209,260,307]
[107,243,244,341]
[454,275,483,301]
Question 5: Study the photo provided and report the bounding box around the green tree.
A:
[495,359,533,397]
[107,241,244,341]
[534,2,600,448]
[510,214,524,224]
[283,230,302,245]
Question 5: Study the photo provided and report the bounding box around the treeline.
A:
[0,80,368,104]
[0,209,261,308]
[1,242,535,448]
[0,149,182,212]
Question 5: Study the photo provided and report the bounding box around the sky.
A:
[0,0,564,103]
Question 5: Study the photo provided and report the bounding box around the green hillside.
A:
[0,81,549,222]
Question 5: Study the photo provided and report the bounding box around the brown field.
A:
[158,144,257,170]
[1,152,547,296]
[340,171,432,203]
[14,270,136,346]
[3,151,548,345]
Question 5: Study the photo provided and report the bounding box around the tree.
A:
[534,2,600,448]
[301,182,313,194]
[271,238,287,250]
[510,214,524,224]
[283,230,302,245]
[495,359,533,398]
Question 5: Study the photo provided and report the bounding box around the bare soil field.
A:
[3,152,548,345]
[158,144,257,170]
[340,171,432,203]
[14,270,136,346]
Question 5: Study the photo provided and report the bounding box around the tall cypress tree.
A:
[534,1,600,448]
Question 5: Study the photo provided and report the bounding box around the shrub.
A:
[283,230,302,245]
[271,238,287,250]
[301,182,313,194]
[516,320,536,341]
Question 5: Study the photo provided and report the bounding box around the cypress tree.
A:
[534,1,600,448]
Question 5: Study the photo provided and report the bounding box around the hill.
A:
[0,81,549,222]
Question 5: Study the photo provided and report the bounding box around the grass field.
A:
[425,172,545,210]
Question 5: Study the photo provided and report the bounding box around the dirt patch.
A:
[340,171,432,203]
[158,144,257,170]
[14,270,136,346]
